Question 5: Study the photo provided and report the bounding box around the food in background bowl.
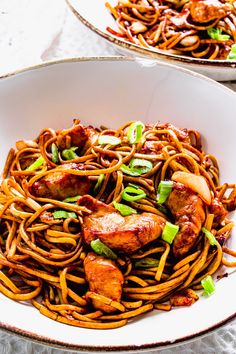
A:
[106,0,236,61]
[66,0,236,80]
[1,118,236,329]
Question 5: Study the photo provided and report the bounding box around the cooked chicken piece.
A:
[16,140,38,150]
[141,123,190,154]
[30,163,91,200]
[189,0,231,23]
[179,35,199,48]
[170,11,189,28]
[141,140,164,155]
[170,289,199,307]
[40,211,55,224]
[217,44,232,60]
[225,187,236,212]
[130,22,148,34]
[57,123,98,151]
[78,195,166,254]
[166,182,205,258]
[157,123,190,143]
[84,252,124,313]
[209,197,227,225]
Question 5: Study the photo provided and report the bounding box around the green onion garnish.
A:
[201,275,216,296]
[120,158,153,176]
[157,180,173,204]
[127,121,144,144]
[26,156,45,171]
[113,201,137,216]
[53,210,77,219]
[135,258,160,268]
[227,44,236,60]
[63,195,81,203]
[51,143,59,164]
[161,221,179,244]
[90,239,117,260]
[128,183,139,189]
[94,174,105,192]
[121,185,146,202]
[129,158,153,173]
[62,147,78,160]
[98,135,121,146]
[207,28,230,41]
[120,164,141,176]
[202,227,217,246]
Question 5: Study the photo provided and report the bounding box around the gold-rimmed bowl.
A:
[66,0,236,81]
[1,57,236,351]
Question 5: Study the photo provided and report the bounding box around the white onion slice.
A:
[171,171,212,205]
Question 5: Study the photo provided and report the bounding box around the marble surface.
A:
[1,1,236,353]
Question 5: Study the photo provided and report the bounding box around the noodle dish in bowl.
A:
[0,58,236,351]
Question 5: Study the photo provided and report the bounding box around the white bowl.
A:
[0,58,236,351]
[66,0,236,82]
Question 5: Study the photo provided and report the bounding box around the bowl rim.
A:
[66,0,236,69]
[1,56,236,352]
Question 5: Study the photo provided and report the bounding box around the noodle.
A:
[106,0,236,60]
[0,119,236,330]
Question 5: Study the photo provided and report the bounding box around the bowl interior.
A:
[0,58,236,351]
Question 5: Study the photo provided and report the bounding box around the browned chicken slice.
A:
[217,44,232,60]
[141,140,164,155]
[225,187,236,212]
[170,289,199,307]
[158,123,190,143]
[40,211,56,224]
[29,163,91,200]
[170,10,189,29]
[84,252,124,313]
[78,195,166,254]
[189,0,231,23]
[166,182,205,258]
[141,123,190,154]
[209,197,227,226]
[57,122,98,151]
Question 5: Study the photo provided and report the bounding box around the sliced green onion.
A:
[120,158,153,177]
[26,156,45,171]
[90,239,117,260]
[63,195,81,203]
[51,143,59,164]
[202,227,217,246]
[227,44,236,60]
[98,135,121,146]
[120,164,141,176]
[161,221,179,244]
[135,258,160,268]
[201,275,216,296]
[128,183,139,189]
[122,185,146,202]
[157,180,173,204]
[62,147,78,160]
[127,121,144,144]
[129,158,153,174]
[94,174,105,192]
[53,210,77,219]
[207,28,230,41]
[113,201,137,216]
